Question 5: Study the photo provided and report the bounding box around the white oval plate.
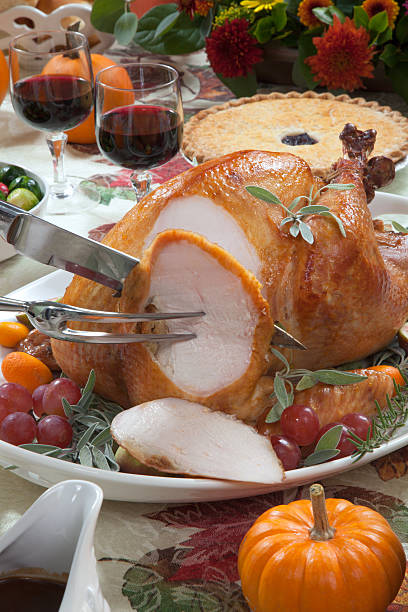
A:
[0,190,408,503]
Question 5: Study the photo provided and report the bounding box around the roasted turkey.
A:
[52,125,404,423]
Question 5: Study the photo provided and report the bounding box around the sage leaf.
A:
[265,402,285,423]
[76,423,98,451]
[392,220,408,234]
[270,346,291,374]
[320,211,346,237]
[62,398,73,418]
[299,221,314,244]
[289,222,300,238]
[315,424,343,451]
[79,445,93,467]
[3,465,18,471]
[20,443,61,454]
[114,11,138,45]
[288,195,309,210]
[274,373,291,409]
[298,204,330,215]
[92,447,111,471]
[324,183,355,191]
[304,448,340,466]
[296,374,317,390]
[246,185,283,206]
[91,426,112,447]
[280,216,294,227]
[314,370,367,385]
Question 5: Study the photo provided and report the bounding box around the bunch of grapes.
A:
[262,404,372,471]
[0,378,82,448]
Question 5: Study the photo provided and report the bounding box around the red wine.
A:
[97,105,182,169]
[12,74,93,131]
[0,575,66,611]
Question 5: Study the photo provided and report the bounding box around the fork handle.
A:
[0,296,28,312]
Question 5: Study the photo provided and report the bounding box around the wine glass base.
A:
[46,176,101,216]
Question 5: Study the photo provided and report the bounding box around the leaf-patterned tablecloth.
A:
[2,46,408,611]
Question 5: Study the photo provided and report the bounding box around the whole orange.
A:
[42,54,133,144]
[0,50,9,108]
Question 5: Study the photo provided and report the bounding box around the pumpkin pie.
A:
[183,91,408,177]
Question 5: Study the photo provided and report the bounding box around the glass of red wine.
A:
[95,62,183,202]
[9,30,98,214]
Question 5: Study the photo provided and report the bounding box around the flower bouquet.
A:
[91,0,408,101]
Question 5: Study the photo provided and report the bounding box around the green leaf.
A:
[272,3,288,31]
[312,6,333,24]
[76,423,98,451]
[91,426,112,447]
[79,445,93,467]
[153,9,179,40]
[289,222,300,238]
[380,44,399,68]
[396,15,408,44]
[216,71,258,98]
[20,443,63,454]
[288,195,309,210]
[91,0,125,34]
[270,346,291,374]
[298,204,330,215]
[315,424,343,451]
[299,221,314,244]
[265,402,285,423]
[314,369,367,385]
[62,398,73,418]
[92,447,111,470]
[274,373,291,409]
[134,5,207,54]
[246,186,283,206]
[114,11,138,45]
[369,10,388,34]
[292,33,318,89]
[303,448,340,466]
[353,5,369,28]
[296,373,318,390]
[392,220,408,233]
[324,183,355,191]
[253,16,275,44]
[377,26,393,45]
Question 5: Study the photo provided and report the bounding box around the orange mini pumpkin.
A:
[0,50,9,108]
[238,483,406,612]
[41,54,133,144]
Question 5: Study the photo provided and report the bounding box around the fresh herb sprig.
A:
[267,347,367,423]
[19,370,124,471]
[246,183,354,244]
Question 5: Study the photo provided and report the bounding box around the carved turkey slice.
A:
[111,398,284,483]
[120,230,274,420]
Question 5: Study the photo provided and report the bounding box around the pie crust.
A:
[183,91,408,177]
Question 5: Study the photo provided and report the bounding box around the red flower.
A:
[205,19,263,78]
[306,16,375,91]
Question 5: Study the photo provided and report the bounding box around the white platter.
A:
[0,190,408,503]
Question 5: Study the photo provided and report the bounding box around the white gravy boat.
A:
[0,479,110,612]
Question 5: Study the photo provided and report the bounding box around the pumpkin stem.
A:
[63,22,82,60]
[309,483,336,541]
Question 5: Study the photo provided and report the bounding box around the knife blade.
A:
[0,200,139,296]
[0,200,306,349]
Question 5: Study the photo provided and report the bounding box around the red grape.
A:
[341,413,372,441]
[42,378,81,417]
[37,415,73,448]
[0,398,10,424]
[280,404,320,446]
[0,412,36,445]
[0,382,33,413]
[315,422,355,459]
[270,434,301,470]
[32,384,49,418]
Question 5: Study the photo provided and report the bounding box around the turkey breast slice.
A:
[121,229,274,420]
[143,194,262,282]
[111,398,284,483]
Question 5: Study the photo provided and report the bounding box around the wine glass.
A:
[95,62,183,202]
[9,30,99,215]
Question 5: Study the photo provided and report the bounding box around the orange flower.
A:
[306,16,375,91]
[362,0,399,28]
[195,0,213,15]
[298,0,333,28]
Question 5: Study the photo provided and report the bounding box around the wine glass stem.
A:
[46,132,72,199]
[130,171,152,202]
